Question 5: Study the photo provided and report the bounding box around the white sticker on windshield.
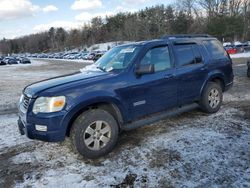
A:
[121,48,135,53]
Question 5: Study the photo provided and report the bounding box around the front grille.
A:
[22,95,30,111]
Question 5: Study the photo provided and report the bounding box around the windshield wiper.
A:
[96,66,106,72]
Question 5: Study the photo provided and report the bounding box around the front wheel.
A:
[199,82,223,113]
[70,109,119,159]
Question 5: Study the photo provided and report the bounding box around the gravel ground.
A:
[0,59,249,187]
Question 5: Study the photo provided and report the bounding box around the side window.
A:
[140,46,171,72]
[203,40,228,60]
[174,44,201,66]
[192,45,202,59]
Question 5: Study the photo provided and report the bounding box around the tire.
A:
[247,68,250,78]
[199,82,223,113]
[70,109,119,159]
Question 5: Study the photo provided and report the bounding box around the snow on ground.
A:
[230,51,250,59]
[224,92,250,102]
[0,59,249,187]
[31,58,94,64]
[1,105,249,187]
[0,60,85,114]
[0,114,31,149]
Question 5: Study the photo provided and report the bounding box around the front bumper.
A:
[18,111,67,142]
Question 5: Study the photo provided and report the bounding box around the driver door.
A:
[128,45,177,120]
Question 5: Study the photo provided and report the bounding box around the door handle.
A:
[201,67,207,71]
[165,74,175,79]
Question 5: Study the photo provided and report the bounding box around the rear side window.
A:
[174,44,202,67]
[203,40,228,60]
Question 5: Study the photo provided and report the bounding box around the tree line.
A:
[0,0,249,54]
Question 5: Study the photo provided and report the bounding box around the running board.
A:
[122,103,199,131]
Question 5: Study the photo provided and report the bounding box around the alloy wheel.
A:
[84,120,112,151]
[208,88,220,109]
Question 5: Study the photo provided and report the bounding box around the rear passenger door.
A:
[174,43,208,105]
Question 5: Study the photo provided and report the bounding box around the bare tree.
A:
[242,0,250,40]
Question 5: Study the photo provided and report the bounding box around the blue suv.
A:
[18,35,234,158]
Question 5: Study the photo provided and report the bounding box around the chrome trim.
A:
[133,100,146,107]
[20,94,30,113]
[226,82,233,86]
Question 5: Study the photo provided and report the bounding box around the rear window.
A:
[203,40,228,60]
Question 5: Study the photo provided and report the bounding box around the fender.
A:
[60,91,128,135]
[200,70,226,96]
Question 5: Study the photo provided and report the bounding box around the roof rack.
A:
[162,34,211,39]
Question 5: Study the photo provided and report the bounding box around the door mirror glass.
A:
[136,64,154,75]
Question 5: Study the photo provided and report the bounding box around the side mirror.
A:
[136,64,154,75]
[195,56,203,64]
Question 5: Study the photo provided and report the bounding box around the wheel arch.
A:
[200,73,226,96]
[63,98,125,137]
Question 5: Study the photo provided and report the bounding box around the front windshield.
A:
[96,45,140,72]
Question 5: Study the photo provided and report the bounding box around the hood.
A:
[24,67,110,97]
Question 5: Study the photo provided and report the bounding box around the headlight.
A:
[33,96,66,114]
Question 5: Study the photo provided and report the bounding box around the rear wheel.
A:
[200,82,223,113]
[70,109,119,159]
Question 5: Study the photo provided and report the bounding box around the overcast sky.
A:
[0,0,173,39]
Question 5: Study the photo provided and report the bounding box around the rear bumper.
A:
[18,112,67,142]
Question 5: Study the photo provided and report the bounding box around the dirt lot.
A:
[0,59,249,187]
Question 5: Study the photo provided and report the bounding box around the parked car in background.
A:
[223,42,231,47]
[0,60,6,66]
[62,53,70,59]
[243,43,250,52]
[55,53,64,59]
[37,54,48,58]
[67,52,79,59]
[0,56,6,66]
[223,41,250,54]
[48,54,54,58]
[224,46,237,54]
[19,57,31,64]
[3,57,11,64]
[79,52,89,59]
[3,57,18,65]
[93,52,105,62]
[8,57,19,65]
[18,34,233,159]
[235,44,245,53]
[84,52,96,60]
